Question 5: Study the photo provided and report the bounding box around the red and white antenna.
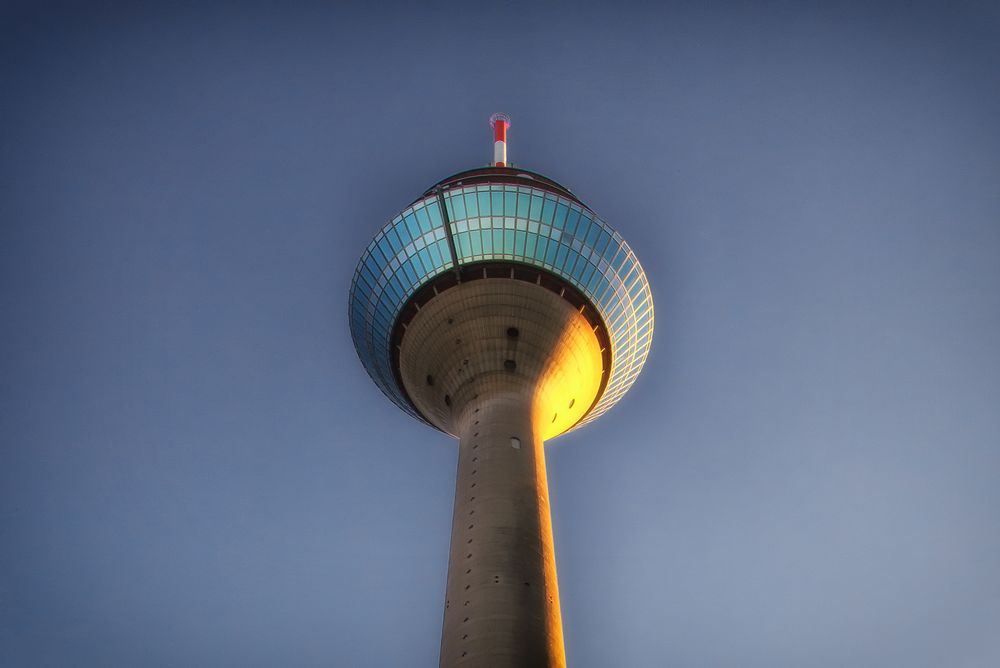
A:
[489,113,511,167]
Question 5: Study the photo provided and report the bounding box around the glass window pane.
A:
[525,232,539,258]
[437,239,452,264]
[451,194,467,220]
[515,230,526,256]
[535,236,548,261]
[553,203,568,229]
[417,248,434,274]
[405,214,421,240]
[427,201,443,228]
[586,221,601,247]
[478,192,491,216]
[394,219,412,244]
[602,237,618,261]
[549,241,563,267]
[416,207,432,234]
[529,195,543,221]
[541,199,556,225]
[564,208,580,236]
[504,191,517,215]
[427,242,442,268]
[464,192,478,217]
[612,247,628,271]
[491,191,504,215]
[594,228,612,256]
[376,237,392,263]
[517,193,530,218]
[503,229,515,255]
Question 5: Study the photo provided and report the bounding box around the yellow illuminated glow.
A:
[531,309,605,441]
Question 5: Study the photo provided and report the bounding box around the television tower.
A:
[349,116,653,667]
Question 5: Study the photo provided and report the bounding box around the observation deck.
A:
[348,166,653,435]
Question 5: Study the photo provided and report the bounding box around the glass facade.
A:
[349,176,654,432]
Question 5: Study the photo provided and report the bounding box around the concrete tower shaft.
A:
[399,280,603,667]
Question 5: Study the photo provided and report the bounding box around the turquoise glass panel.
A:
[541,199,556,225]
[504,191,517,215]
[503,229,515,255]
[529,195,543,221]
[516,193,530,218]
[491,191,503,215]
[464,192,478,217]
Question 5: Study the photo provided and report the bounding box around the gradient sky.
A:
[2,2,999,667]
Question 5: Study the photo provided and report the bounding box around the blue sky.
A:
[2,1,999,666]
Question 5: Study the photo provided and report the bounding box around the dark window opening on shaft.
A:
[444,394,451,406]
[507,326,519,338]
[504,359,516,371]
[426,375,434,386]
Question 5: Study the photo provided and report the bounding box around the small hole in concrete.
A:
[507,327,519,338]
[447,318,454,324]
[504,359,516,371]
[444,395,451,407]
[426,375,434,386]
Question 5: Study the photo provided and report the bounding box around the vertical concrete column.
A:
[439,395,565,668]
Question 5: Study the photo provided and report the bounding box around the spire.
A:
[489,113,511,166]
